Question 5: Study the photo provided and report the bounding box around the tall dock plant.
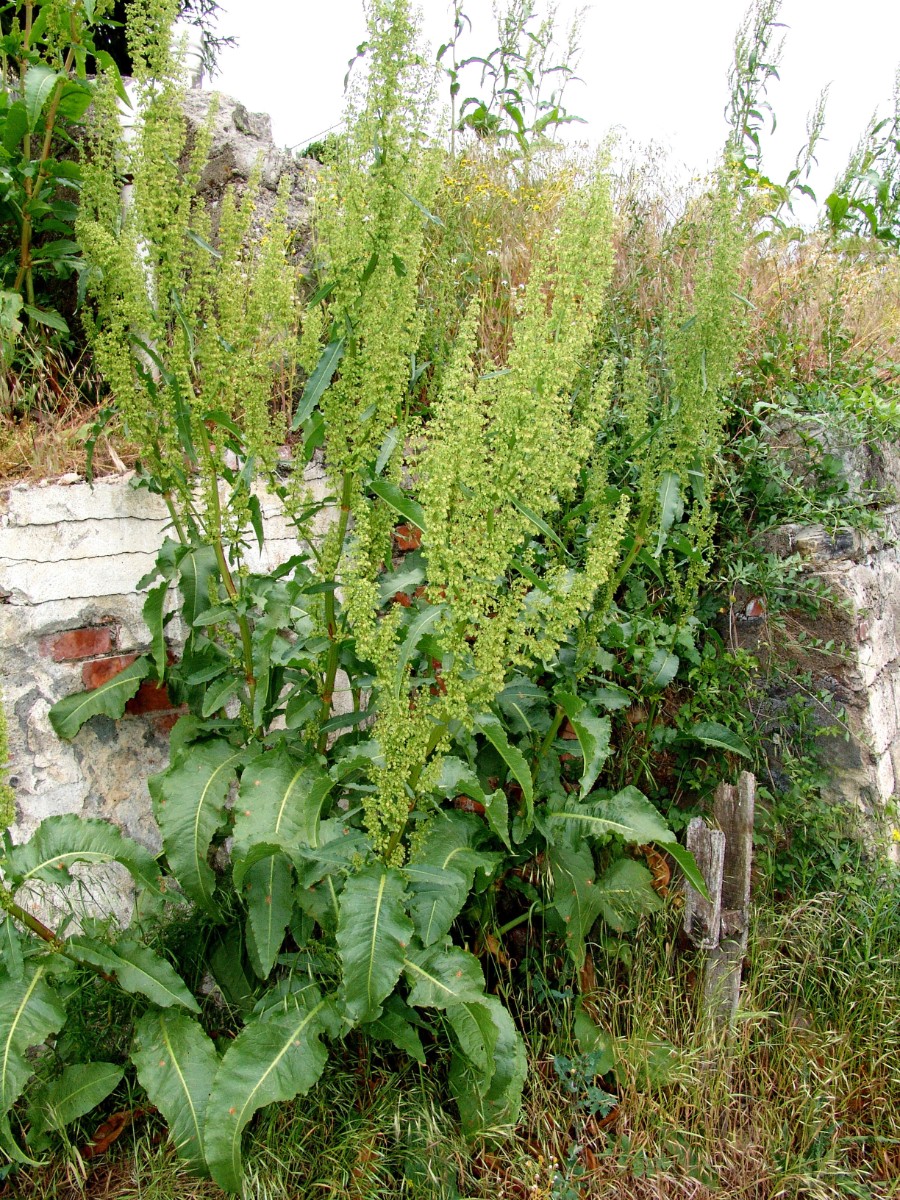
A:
[0,0,746,1190]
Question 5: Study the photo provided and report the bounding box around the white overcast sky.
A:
[214,1,899,213]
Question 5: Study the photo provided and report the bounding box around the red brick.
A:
[81,654,138,690]
[151,712,183,735]
[44,626,115,663]
[125,680,178,716]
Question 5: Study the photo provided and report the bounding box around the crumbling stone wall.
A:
[0,467,328,923]
[734,437,900,861]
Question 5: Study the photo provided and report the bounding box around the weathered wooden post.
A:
[683,771,756,1032]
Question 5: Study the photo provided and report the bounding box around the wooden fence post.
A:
[683,771,756,1033]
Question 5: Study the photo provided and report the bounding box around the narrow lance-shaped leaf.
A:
[203,993,330,1192]
[30,1063,123,1141]
[69,938,199,1012]
[151,739,246,912]
[292,338,345,430]
[49,657,151,740]
[654,470,684,556]
[660,841,711,900]
[244,853,293,980]
[337,865,413,1022]
[394,605,443,695]
[143,582,170,681]
[475,713,533,818]
[556,692,611,798]
[4,814,161,894]
[132,1011,219,1173]
[370,478,426,531]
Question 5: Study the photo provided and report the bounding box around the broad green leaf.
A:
[394,605,443,694]
[370,478,426,531]
[132,1011,219,1172]
[337,865,413,1022]
[48,656,151,740]
[4,814,161,894]
[208,931,255,1016]
[23,305,69,334]
[69,938,199,1012]
[660,841,711,900]
[444,998,501,1094]
[0,918,24,982]
[654,470,684,556]
[573,1006,615,1074]
[644,649,679,690]
[475,713,533,817]
[556,693,611,798]
[292,339,345,429]
[449,995,525,1136]
[683,721,751,758]
[368,996,425,1064]
[232,751,332,886]
[31,1062,123,1139]
[24,65,60,131]
[546,785,672,844]
[615,1035,680,1089]
[594,858,661,932]
[549,836,603,970]
[152,739,245,912]
[204,993,330,1192]
[244,853,293,980]
[378,561,426,605]
[405,812,489,947]
[179,545,219,632]
[292,823,368,934]
[0,969,66,1126]
[200,674,242,718]
[2,101,28,154]
[404,945,485,1009]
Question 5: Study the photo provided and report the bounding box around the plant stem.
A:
[1,889,115,981]
[196,425,257,716]
[534,704,565,779]
[609,503,651,595]
[497,905,541,936]
[0,889,59,947]
[317,472,354,752]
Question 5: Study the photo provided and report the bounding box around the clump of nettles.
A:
[77,0,297,533]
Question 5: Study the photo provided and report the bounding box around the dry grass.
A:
[0,340,137,486]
